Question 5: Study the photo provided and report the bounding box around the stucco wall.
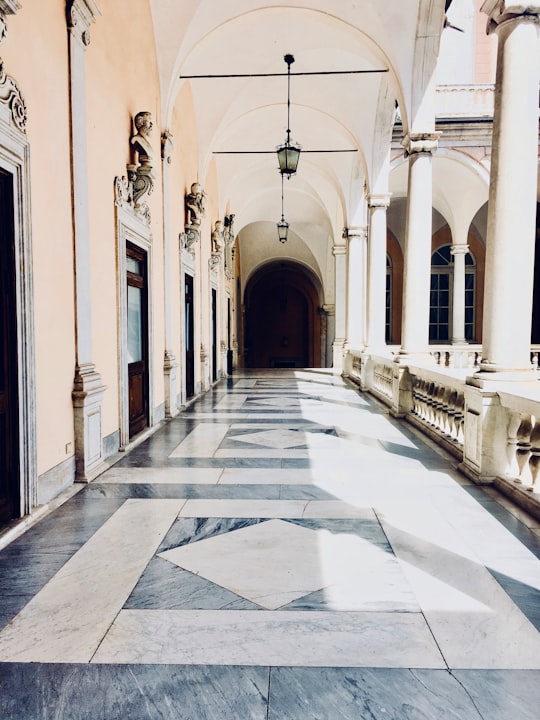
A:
[6,1,76,476]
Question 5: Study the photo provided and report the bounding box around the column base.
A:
[470,367,540,386]
[72,364,107,482]
[332,339,346,370]
[164,351,179,419]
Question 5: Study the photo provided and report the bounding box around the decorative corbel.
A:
[0,2,26,134]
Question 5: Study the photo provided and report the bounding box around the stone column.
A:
[346,226,368,350]
[67,1,107,482]
[161,131,179,417]
[451,244,469,345]
[397,133,439,362]
[476,1,540,377]
[332,244,347,369]
[366,195,391,351]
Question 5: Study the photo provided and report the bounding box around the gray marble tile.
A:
[158,517,265,552]
[453,669,540,720]
[124,557,261,610]
[0,663,269,720]
[268,667,487,720]
[79,483,282,500]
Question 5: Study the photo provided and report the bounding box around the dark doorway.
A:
[0,168,19,524]
[127,243,149,438]
[245,263,320,368]
[185,273,195,398]
[211,288,217,382]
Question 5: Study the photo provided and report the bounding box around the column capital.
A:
[481,1,540,33]
[450,244,470,256]
[67,0,101,47]
[402,132,441,157]
[332,244,347,256]
[345,225,368,240]
[367,193,391,209]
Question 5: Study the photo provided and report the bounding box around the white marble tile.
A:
[178,499,373,519]
[169,423,230,457]
[160,520,327,610]
[92,609,445,667]
[178,499,310,518]
[0,499,184,663]
[100,467,223,484]
[219,468,318,484]
[233,379,257,388]
[378,502,540,669]
[215,394,248,409]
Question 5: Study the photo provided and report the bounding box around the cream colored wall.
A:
[85,0,164,437]
[6,1,76,476]
[169,84,198,371]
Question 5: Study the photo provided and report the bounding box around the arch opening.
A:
[243,261,322,369]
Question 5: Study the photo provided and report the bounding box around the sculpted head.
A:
[134,111,153,137]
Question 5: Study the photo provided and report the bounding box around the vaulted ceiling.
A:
[150,1,450,292]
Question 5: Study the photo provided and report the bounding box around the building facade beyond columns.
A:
[67,0,107,482]
[397,132,439,362]
[366,194,391,351]
[476,1,540,377]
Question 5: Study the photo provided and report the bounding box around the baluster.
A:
[441,387,452,435]
[514,414,533,485]
[505,411,521,479]
[435,384,445,431]
[531,352,538,371]
[527,418,540,492]
[454,394,465,444]
[427,381,436,424]
[447,390,458,440]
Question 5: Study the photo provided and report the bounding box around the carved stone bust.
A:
[131,111,154,166]
[185,182,206,227]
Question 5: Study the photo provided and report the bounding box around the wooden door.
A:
[127,243,148,438]
[185,273,194,398]
[0,168,19,524]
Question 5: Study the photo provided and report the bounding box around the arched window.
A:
[430,245,476,343]
[385,254,392,342]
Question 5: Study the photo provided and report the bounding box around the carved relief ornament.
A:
[67,0,100,46]
[0,57,26,133]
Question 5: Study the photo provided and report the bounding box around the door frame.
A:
[0,115,36,518]
[116,207,153,449]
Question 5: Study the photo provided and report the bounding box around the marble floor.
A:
[1,369,540,718]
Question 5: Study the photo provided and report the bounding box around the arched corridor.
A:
[1,370,540,717]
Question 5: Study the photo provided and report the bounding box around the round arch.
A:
[242,261,323,368]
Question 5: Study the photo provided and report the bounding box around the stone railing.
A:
[407,365,466,457]
[497,389,540,495]
[435,84,494,118]
[373,361,393,403]
[431,344,482,369]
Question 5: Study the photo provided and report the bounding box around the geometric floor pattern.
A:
[1,369,540,718]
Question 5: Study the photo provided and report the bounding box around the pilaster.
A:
[67,0,107,481]
[161,130,179,418]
